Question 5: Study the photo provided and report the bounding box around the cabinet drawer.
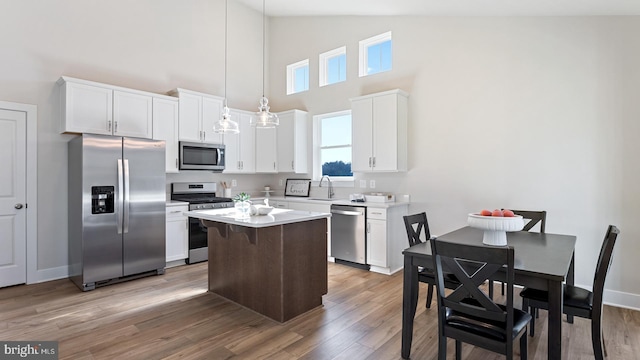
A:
[166,205,188,220]
[367,208,387,220]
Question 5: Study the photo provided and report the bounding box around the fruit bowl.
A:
[468,213,524,246]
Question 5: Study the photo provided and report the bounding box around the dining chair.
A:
[403,213,460,308]
[430,238,531,360]
[520,225,619,360]
[489,210,547,299]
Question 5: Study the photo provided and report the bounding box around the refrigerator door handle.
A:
[123,158,130,234]
[117,159,124,234]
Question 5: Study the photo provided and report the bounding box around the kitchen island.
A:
[184,208,330,322]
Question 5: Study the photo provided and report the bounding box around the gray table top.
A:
[403,226,576,281]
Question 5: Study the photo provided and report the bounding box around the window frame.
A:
[312,110,354,183]
[286,59,309,95]
[319,46,347,87]
[358,31,393,77]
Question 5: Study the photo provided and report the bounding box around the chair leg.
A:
[438,335,447,360]
[529,307,536,337]
[426,284,434,308]
[455,340,461,360]
[520,329,528,360]
[592,317,605,360]
[488,280,494,299]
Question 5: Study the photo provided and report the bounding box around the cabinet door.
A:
[201,96,223,144]
[113,90,153,138]
[166,206,188,262]
[255,127,277,173]
[367,218,387,267]
[275,110,308,174]
[351,98,373,172]
[238,112,256,173]
[152,97,179,173]
[62,81,112,135]
[371,94,398,171]
[277,112,295,172]
[178,92,202,142]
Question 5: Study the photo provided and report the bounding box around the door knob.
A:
[15,203,23,209]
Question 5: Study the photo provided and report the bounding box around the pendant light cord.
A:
[224,0,228,108]
[262,0,266,98]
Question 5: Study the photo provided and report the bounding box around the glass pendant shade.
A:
[214,105,239,134]
[251,96,279,128]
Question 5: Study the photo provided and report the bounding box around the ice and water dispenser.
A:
[91,186,114,214]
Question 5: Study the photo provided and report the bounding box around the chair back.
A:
[592,225,619,316]
[403,212,430,247]
[511,210,546,233]
[430,239,516,338]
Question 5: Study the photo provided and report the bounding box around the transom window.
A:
[319,46,346,87]
[286,59,309,95]
[359,31,392,77]
[313,110,352,180]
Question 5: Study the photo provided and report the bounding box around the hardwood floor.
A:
[1,262,639,359]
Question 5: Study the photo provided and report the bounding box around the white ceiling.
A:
[236,0,640,17]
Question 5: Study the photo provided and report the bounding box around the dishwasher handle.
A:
[331,209,363,216]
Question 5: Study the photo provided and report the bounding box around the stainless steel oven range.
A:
[170,182,234,264]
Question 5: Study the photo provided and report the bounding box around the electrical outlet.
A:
[370,180,376,189]
[231,179,237,187]
[279,179,284,186]
[360,180,367,188]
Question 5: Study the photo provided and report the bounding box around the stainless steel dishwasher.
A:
[330,205,369,269]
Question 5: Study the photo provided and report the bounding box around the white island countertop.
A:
[184,208,330,228]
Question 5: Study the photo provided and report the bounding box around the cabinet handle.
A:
[367,222,371,233]
[175,158,178,169]
[170,210,182,213]
[291,160,294,170]
[368,157,372,168]
[107,120,112,132]
[372,157,376,168]
[203,131,206,141]
[114,121,118,132]
[273,162,276,170]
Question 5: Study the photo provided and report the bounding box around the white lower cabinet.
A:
[166,203,188,264]
[366,205,409,275]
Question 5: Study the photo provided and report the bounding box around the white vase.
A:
[234,200,251,218]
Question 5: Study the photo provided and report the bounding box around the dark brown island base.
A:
[185,208,330,322]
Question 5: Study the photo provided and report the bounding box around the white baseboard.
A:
[32,265,69,284]
[604,288,640,311]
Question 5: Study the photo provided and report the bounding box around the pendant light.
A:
[213,0,240,134]
[251,0,279,128]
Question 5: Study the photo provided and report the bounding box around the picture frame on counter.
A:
[284,179,311,197]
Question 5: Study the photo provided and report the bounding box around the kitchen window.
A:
[313,110,353,181]
[319,46,346,87]
[359,31,392,77]
[286,59,309,95]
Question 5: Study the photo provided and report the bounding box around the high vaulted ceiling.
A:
[235,0,640,17]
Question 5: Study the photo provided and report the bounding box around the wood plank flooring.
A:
[1,262,639,359]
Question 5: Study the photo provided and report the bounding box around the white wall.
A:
[0,0,265,277]
[268,16,640,308]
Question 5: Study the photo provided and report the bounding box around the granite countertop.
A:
[184,208,330,228]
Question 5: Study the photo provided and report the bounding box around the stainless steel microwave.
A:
[179,142,225,171]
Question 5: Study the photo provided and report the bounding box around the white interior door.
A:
[0,108,27,287]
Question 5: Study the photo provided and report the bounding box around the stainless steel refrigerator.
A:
[68,134,166,291]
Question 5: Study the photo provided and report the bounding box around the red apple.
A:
[492,209,504,217]
[503,209,515,217]
[480,209,492,216]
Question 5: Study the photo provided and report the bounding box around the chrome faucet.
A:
[319,175,334,199]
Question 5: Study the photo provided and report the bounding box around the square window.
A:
[359,31,392,77]
[286,59,309,95]
[319,46,346,87]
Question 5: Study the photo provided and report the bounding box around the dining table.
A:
[401,226,576,359]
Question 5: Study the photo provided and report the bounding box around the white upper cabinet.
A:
[255,127,278,173]
[351,89,408,172]
[170,88,224,144]
[277,110,308,173]
[152,96,179,173]
[223,110,255,174]
[58,77,153,139]
[112,90,153,138]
